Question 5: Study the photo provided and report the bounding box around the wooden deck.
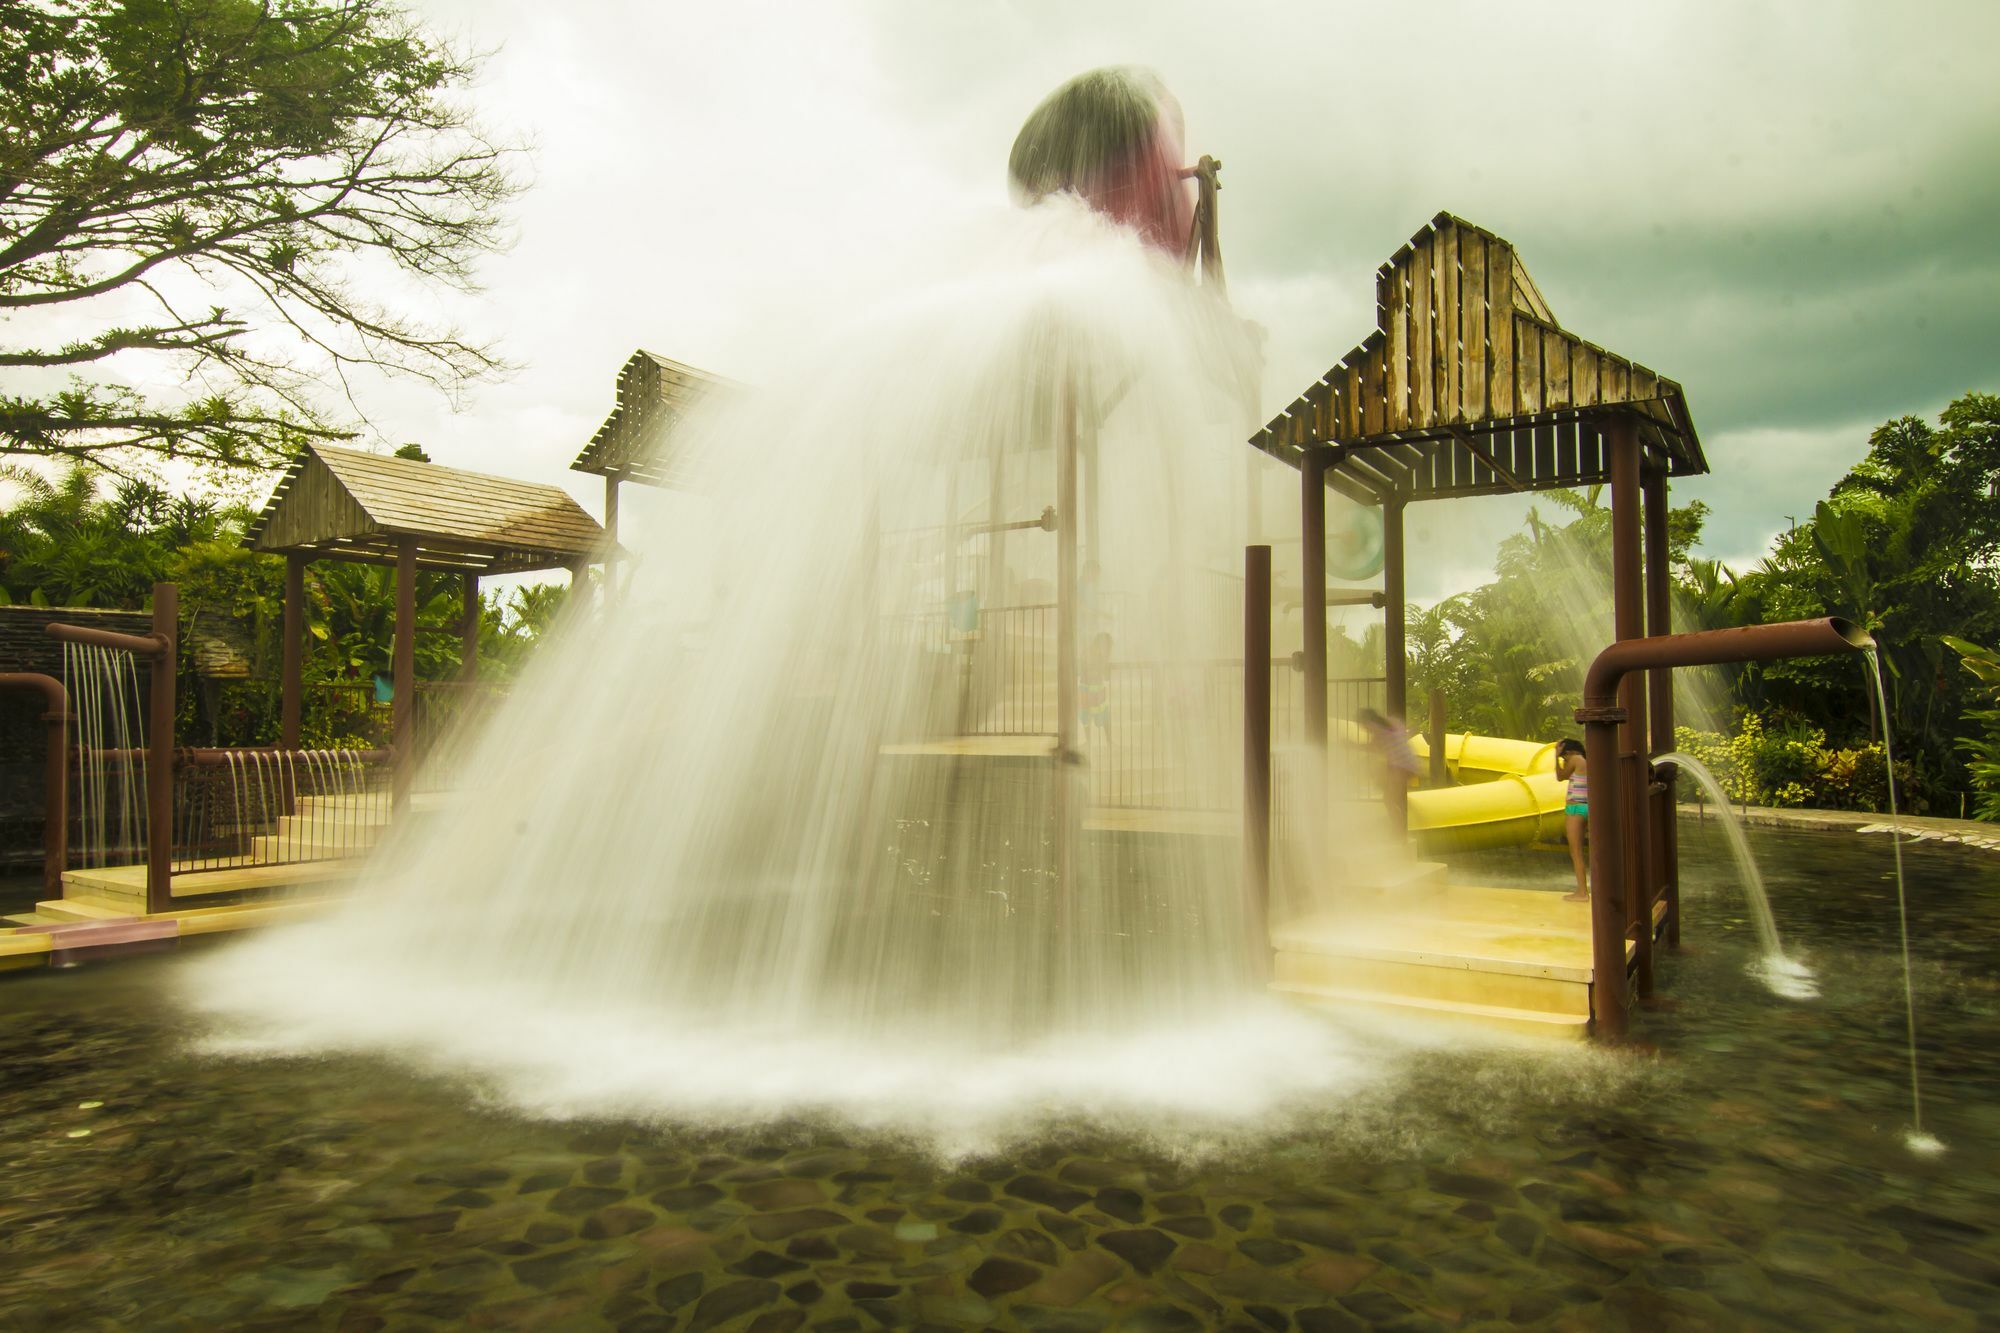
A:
[1271,881,1609,1040]
[0,895,341,972]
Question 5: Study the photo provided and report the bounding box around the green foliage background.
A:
[1404,391,2000,817]
[0,461,564,746]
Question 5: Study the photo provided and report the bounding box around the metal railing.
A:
[171,747,392,873]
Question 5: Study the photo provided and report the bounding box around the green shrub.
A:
[1672,715,1915,813]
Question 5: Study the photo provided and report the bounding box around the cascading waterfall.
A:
[63,640,149,868]
[1859,648,1944,1157]
[189,184,1410,1148]
[1655,752,1817,1000]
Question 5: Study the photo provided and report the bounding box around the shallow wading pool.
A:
[1,821,1995,1330]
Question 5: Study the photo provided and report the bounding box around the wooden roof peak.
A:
[572,348,737,486]
[244,443,609,575]
[1249,211,1708,504]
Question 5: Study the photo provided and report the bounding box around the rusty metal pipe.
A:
[1576,616,1872,1038]
[1583,619,1872,706]
[44,622,169,657]
[0,673,69,899]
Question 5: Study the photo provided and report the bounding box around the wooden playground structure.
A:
[2,190,1872,1040]
[1,447,609,967]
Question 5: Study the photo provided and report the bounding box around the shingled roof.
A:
[572,350,734,488]
[244,444,609,574]
[1249,212,1707,505]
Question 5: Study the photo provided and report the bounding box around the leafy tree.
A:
[1739,393,2000,783]
[3,460,564,745]
[1,0,517,475]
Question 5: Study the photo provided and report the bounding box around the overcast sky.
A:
[323,0,2000,600]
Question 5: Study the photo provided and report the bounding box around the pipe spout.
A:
[45,621,171,658]
[1582,617,1872,708]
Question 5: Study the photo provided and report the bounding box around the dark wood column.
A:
[1381,494,1408,833]
[603,473,622,599]
[282,554,305,750]
[1300,448,1330,756]
[1608,416,1652,999]
[460,573,480,685]
[1643,467,1678,947]
[1243,543,1271,974]
[392,538,417,814]
[146,582,177,914]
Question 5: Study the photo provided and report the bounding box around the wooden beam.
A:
[392,537,417,814]
[1446,426,1529,492]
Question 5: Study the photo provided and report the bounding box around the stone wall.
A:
[0,606,153,871]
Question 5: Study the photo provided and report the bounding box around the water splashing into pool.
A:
[62,640,149,868]
[1858,647,1943,1157]
[1654,752,1816,1000]
[186,189,1422,1153]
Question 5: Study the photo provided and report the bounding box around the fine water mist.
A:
[1655,752,1817,1000]
[187,198,1418,1153]
[1859,648,1943,1157]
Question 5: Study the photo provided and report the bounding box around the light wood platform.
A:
[0,895,339,971]
[1271,884,1605,1041]
[50,856,367,909]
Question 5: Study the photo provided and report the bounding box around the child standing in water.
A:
[1555,738,1589,901]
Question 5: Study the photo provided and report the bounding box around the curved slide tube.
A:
[1404,732,1567,853]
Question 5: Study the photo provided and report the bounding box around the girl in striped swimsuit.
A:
[1555,739,1590,902]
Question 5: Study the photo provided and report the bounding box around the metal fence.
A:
[170,748,392,873]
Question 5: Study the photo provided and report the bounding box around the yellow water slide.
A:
[1404,732,1568,852]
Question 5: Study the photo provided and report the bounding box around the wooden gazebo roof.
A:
[572,350,733,488]
[1250,212,1708,505]
[245,444,609,574]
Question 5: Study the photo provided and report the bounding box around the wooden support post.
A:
[1381,495,1408,834]
[1428,688,1447,788]
[1644,467,1679,947]
[1608,416,1652,998]
[603,474,622,601]
[1300,448,1329,758]
[42,692,66,900]
[1056,385,1080,898]
[145,582,177,916]
[1244,543,1272,976]
[282,554,304,750]
[392,539,417,814]
[1,675,71,900]
[461,573,481,685]
[1581,706,1628,1038]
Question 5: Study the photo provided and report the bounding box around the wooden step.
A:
[278,811,390,835]
[1273,980,1591,1041]
[31,896,134,923]
[1273,948,1591,1016]
[292,797,391,821]
[251,832,382,860]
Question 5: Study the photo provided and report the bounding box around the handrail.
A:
[0,673,70,897]
[45,622,170,658]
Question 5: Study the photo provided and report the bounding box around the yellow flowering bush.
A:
[1673,716,1914,812]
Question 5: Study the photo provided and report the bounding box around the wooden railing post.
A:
[1644,467,1679,946]
[1427,688,1448,788]
[1244,544,1272,976]
[1608,415,1653,998]
[146,582,177,915]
